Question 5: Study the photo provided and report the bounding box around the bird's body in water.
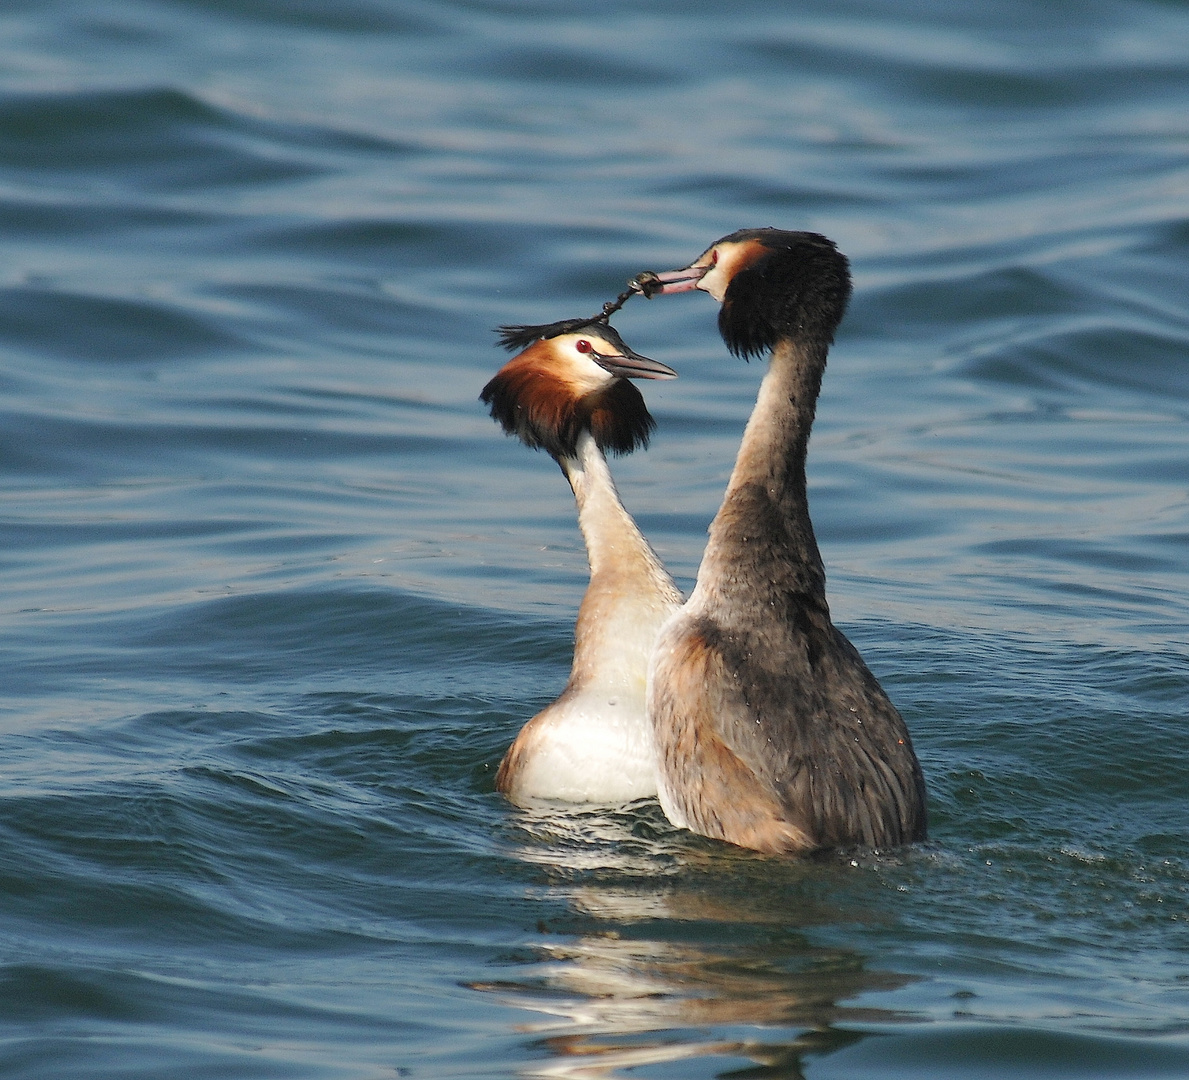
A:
[481,320,682,805]
[636,229,927,854]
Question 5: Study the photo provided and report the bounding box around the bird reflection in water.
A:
[471,806,917,1079]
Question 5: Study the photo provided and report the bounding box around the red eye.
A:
[575,339,592,353]
[711,249,719,265]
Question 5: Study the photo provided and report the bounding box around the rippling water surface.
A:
[2,1,1188,1076]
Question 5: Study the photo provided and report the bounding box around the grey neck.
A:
[692,336,829,615]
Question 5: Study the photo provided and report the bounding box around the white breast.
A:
[501,684,658,804]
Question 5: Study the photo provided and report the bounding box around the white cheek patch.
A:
[698,268,730,303]
[699,240,767,303]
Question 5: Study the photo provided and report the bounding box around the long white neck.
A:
[559,432,682,690]
[689,337,828,620]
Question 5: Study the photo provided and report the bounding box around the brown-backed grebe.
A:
[635,229,927,853]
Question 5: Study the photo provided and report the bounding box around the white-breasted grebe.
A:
[634,229,927,853]
[481,319,682,804]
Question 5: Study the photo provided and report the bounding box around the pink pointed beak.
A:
[630,264,710,298]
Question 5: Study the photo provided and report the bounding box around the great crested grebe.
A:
[481,318,683,805]
[634,229,927,853]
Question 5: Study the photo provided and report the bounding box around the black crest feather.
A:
[496,318,632,354]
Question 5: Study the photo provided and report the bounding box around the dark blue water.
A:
[2,1,1188,1076]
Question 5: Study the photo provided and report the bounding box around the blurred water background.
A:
[1,1,1188,1077]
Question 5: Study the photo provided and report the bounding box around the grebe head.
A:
[633,229,852,359]
[481,319,676,459]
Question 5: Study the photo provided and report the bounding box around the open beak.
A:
[630,263,710,298]
[590,345,678,381]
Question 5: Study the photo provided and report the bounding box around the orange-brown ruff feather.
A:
[642,229,928,853]
[480,342,655,459]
